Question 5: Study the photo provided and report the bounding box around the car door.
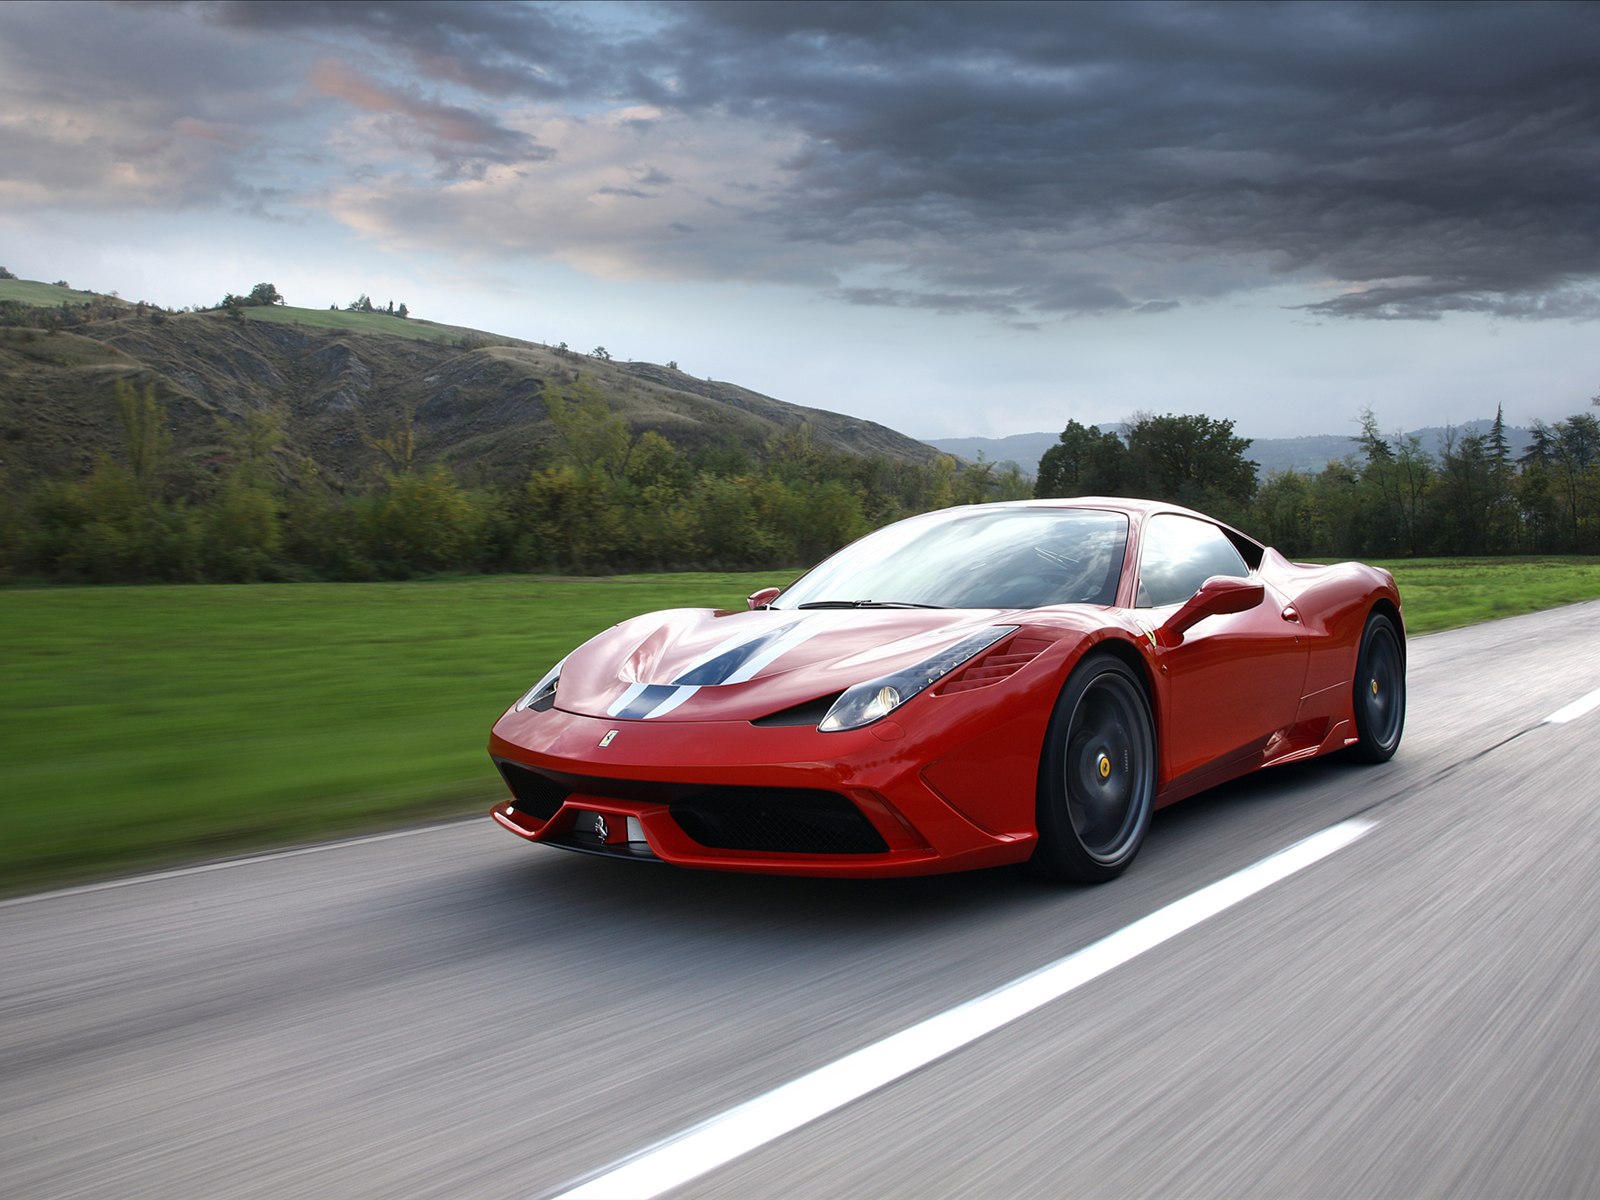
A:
[1135,514,1309,784]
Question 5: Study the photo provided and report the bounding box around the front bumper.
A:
[487,699,1044,878]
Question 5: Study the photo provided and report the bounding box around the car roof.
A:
[950,496,1266,552]
[954,496,1206,520]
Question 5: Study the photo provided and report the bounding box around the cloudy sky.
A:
[3,1,1597,441]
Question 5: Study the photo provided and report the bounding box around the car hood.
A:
[551,606,1024,723]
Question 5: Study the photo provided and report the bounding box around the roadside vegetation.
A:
[5,559,1600,895]
[5,269,1600,893]
[0,573,771,895]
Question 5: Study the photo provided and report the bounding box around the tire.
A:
[1033,655,1156,883]
[1348,611,1405,763]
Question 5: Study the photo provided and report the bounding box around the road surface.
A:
[4,602,1600,1198]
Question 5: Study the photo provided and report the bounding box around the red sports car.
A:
[488,498,1404,882]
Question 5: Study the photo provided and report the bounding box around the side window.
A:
[1136,514,1250,607]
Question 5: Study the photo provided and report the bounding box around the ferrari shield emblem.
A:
[599,729,618,748]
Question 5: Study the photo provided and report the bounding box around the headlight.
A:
[513,656,567,712]
[819,627,1016,731]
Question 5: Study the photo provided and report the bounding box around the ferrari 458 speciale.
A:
[488,498,1405,882]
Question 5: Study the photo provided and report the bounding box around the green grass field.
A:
[1373,557,1600,634]
[0,278,128,307]
[236,303,528,348]
[4,558,1599,894]
[1,572,773,894]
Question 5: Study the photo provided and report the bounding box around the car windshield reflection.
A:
[773,506,1130,611]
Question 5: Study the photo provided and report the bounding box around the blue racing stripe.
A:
[613,684,684,720]
[672,623,798,686]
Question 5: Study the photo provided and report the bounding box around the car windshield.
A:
[772,506,1129,611]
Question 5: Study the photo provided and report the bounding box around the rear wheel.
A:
[1033,656,1156,883]
[1348,612,1405,762]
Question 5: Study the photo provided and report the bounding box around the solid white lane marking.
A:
[0,819,480,909]
[1545,686,1600,725]
[553,817,1377,1200]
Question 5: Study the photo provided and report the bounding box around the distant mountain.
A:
[921,430,1066,475]
[925,419,1535,480]
[0,283,941,490]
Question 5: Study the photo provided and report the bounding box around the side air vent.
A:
[936,636,1050,696]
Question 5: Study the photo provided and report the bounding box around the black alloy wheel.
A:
[1349,611,1405,763]
[1033,655,1156,884]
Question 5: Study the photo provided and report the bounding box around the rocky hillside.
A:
[0,299,942,490]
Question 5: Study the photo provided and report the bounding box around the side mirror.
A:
[747,586,782,610]
[1160,576,1264,644]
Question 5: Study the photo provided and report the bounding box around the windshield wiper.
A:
[794,600,949,610]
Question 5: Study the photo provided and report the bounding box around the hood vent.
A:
[935,636,1049,696]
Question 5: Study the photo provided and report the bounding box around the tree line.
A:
[1034,402,1600,558]
[6,377,1598,587]
[0,380,1029,584]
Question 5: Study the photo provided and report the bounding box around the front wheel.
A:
[1033,655,1156,884]
[1348,611,1405,763]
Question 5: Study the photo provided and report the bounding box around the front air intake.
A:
[494,759,570,819]
[670,788,888,855]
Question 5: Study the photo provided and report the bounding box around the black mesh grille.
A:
[495,759,570,819]
[671,788,888,855]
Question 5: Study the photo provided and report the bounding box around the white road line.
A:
[0,818,480,909]
[1545,686,1600,725]
[552,817,1377,1200]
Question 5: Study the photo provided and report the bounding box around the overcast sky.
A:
[3,0,1597,441]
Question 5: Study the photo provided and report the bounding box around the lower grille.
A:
[495,759,569,819]
[671,788,888,855]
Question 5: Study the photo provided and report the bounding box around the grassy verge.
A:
[1374,557,1600,634]
[1,572,773,894]
[5,559,1599,894]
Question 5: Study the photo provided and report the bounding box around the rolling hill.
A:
[0,284,942,491]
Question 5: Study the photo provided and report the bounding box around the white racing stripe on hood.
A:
[645,684,700,718]
[606,613,850,719]
[714,616,844,685]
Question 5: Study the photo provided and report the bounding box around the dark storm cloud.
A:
[640,0,1600,321]
[185,0,634,99]
[97,2,1600,320]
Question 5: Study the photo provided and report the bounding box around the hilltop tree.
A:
[247,282,284,307]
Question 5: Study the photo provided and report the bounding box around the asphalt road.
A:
[5,601,1600,1199]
